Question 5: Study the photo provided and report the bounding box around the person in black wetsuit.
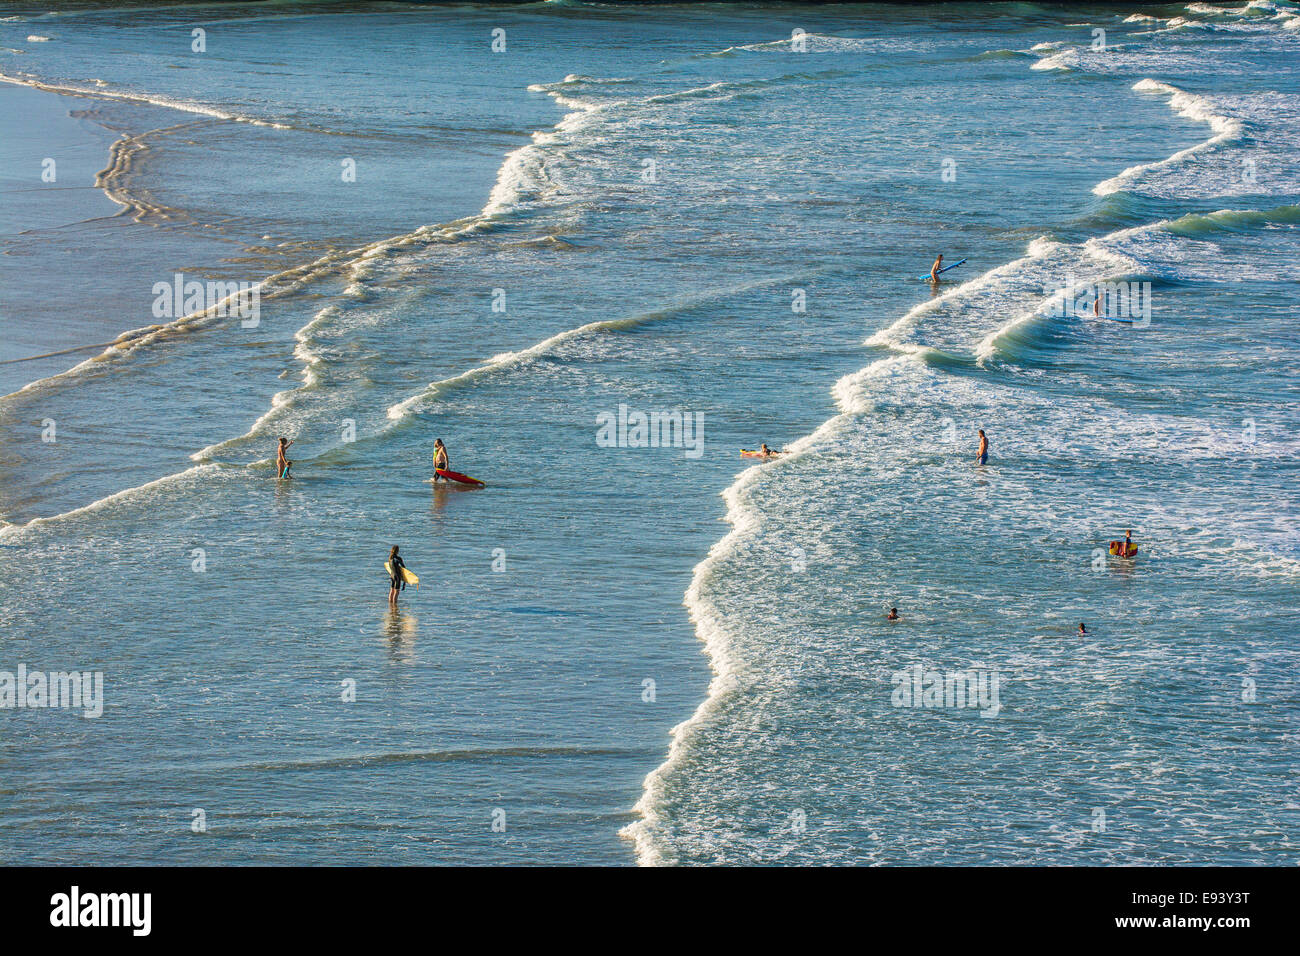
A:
[388,545,407,606]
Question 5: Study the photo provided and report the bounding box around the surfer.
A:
[976,429,988,466]
[388,545,407,606]
[928,254,944,282]
[886,607,900,621]
[432,438,449,481]
[759,443,780,458]
[276,437,293,479]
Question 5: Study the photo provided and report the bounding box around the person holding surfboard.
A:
[276,437,293,479]
[1108,529,1138,557]
[432,438,449,481]
[919,255,966,282]
[388,545,408,605]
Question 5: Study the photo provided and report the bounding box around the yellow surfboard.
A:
[384,561,419,589]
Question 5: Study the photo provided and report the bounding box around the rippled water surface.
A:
[1,2,1297,865]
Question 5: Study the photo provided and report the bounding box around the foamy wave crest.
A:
[0,71,293,129]
[865,237,1062,359]
[1030,49,1076,71]
[621,466,765,865]
[0,464,220,540]
[483,129,561,218]
[1093,79,1242,196]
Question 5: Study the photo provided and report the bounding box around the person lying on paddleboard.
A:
[388,545,407,605]
[759,443,777,458]
[432,438,449,481]
[276,437,293,479]
[929,254,944,282]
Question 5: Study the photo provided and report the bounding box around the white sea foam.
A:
[1093,80,1243,196]
[626,21,1300,861]
[386,271,799,422]
[0,464,220,540]
[1030,49,1075,71]
[623,467,765,865]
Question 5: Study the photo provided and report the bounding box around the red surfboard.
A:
[435,468,485,487]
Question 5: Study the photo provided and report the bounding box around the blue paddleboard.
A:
[919,257,967,281]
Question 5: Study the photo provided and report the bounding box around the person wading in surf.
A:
[929,254,944,282]
[432,438,449,481]
[977,429,989,466]
[388,545,407,606]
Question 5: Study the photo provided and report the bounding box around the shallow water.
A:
[1,2,1297,865]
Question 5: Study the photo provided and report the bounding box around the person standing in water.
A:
[432,438,449,481]
[1078,623,1087,637]
[886,607,900,621]
[1121,529,1136,557]
[388,545,407,606]
[977,429,989,466]
[276,437,293,479]
[929,254,944,282]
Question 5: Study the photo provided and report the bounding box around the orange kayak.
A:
[435,468,485,487]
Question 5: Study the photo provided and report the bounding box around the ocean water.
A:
[1,2,1297,865]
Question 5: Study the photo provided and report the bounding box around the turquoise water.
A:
[1,2,1297,865]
